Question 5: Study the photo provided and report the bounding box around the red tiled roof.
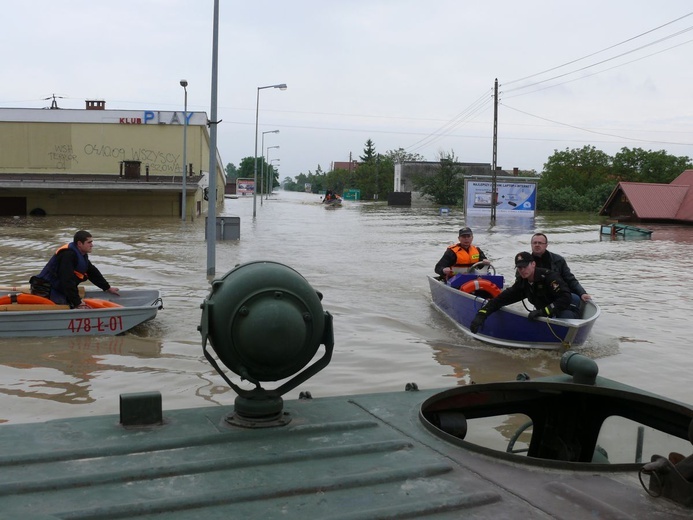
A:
[619,182,688,219]
[672,169,693,220]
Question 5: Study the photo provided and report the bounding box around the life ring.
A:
[0,293,56,305]
[460,279,501,299]
[82,298,123,309]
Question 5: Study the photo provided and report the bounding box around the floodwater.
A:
[0,190,692,424]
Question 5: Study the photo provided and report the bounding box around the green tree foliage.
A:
[538,146,692,211]
[411,150,466,206]
[384,147,425,164]
[541,145,612,192]
[225,162,238,181]
[360,139,377,163]
[236,157,255,179]
[282,176,299,191]
[235,156,273,193]
[612,147,692,184]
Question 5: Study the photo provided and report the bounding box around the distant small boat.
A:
[322,195,343,208]
[600,223,653,240]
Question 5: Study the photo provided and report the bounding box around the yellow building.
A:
[0,101,225,218]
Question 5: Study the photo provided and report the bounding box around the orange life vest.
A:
[447,244,482,271]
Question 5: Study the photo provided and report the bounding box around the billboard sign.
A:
[464,179,537,217]
[236,178,255,196]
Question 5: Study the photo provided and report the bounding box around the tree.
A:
[411,150,466,206]
[360,139,377,164]
[384,147,425,164]
[541,145,612,193]
[236,157,255,179]
[224,162,238,181]
[612,147,692,184]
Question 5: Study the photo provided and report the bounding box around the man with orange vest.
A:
[31,230,120,309]
[434,227,490,278]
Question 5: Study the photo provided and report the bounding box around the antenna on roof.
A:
[43,94,65,109]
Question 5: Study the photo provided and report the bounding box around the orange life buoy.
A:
[0,293,56,305]
[82,298,123,309]
[460,279,501,299]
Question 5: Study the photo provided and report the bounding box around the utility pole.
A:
[491,78,498,223]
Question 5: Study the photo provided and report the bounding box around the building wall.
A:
[0,108,224,218]
[0,121,208,176]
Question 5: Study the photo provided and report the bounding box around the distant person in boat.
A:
[323,190,338,203]
[530,233,591,302]
[469,251,581,334]
[434,227,490,278]
[30,230,120,309]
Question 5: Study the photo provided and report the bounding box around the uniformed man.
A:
[469,251,581,333]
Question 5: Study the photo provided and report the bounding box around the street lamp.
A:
[266,147,279,200]
[253,83,287,217]
[260,130,279,206]
[180,79,188,221]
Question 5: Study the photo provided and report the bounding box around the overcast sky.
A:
[4,1,692,178]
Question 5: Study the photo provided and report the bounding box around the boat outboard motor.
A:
[199,261,334,428]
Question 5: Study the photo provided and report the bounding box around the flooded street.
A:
[1,190,692,424]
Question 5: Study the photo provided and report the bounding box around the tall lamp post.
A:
[253,83,287,217]
[180,79,188,221]
[266,147,279,200]
[269,158,280,199]
[260,130,279,206]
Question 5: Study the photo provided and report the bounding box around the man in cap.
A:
[434,227,490,278]
[469,251,581,334]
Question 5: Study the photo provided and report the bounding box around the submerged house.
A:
[0,100,225,218]
[599,170,693,224]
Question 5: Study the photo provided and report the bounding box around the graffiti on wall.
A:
[48,144,79,170]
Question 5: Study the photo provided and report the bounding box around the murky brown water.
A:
[1,191,691,424]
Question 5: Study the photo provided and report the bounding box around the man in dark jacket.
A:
[32,230,119,308]
[470,251,580,334]
[530,233,591,302]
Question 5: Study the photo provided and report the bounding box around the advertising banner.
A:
[464,179,537,217]
[236,178,255,196]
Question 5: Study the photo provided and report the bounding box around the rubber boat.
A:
[428,264,600,350]
[0,261,689,518]
[0,289,163,338]
[322,195,343,208]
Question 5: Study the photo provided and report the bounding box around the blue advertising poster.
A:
[464,179,537,217]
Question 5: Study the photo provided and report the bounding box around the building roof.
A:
[600,169,693,223]
[671,170,693,221]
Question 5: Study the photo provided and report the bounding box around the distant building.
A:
[599,170,693,223]
[331,161,359,172]
[0,101,226,218]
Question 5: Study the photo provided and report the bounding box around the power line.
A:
[502,103,693,147]
[504,36,693,100]
[504,23,693,94]
[504,11,693,87]
[404,89,493,153]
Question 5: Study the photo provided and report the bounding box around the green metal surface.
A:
[0,382,691,519]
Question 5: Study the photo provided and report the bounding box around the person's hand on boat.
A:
[580,293,592,301]
[443,267,453,277]
[106,287,120,296]
[76,302,90,309]
[528,309,545,320]
[470,310,487,333]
